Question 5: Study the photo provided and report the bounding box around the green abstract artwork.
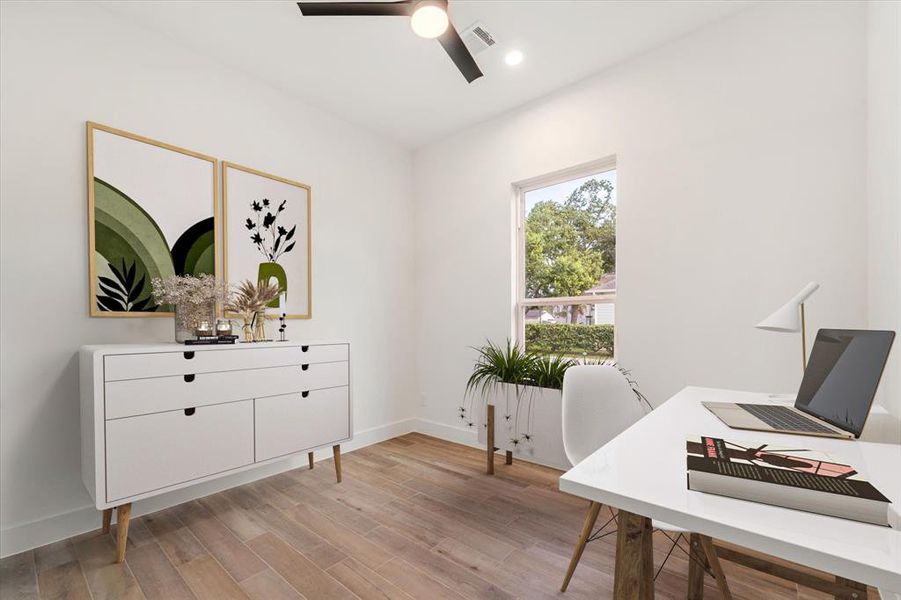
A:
[89,123,216,315]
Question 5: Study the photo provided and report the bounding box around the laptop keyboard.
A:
[736,404,837,434]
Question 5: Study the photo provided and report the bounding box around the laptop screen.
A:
[795,329,895,437]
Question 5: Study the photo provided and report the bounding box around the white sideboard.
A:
[79,341,351,562]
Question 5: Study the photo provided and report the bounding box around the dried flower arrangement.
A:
[224,279,281,341]
[150,274,230,339]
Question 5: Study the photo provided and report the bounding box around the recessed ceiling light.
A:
[505,49,524,66]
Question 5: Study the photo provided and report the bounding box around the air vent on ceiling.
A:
[461,22,496,56]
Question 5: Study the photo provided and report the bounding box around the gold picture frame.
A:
[222,162,312,320]
[87,121,220,317]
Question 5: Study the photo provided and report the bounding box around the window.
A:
[514,158,616,359]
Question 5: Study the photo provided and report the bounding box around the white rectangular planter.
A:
[475,383,571,470]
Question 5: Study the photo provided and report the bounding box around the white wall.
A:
[413,1,870,437]
[867,0,901,420]
[0,2,416,555]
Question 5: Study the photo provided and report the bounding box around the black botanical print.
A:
[246,198,296,261]
[97,258,159,312]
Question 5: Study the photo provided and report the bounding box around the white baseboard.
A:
[0,417,416,558]
[412,417,480,448]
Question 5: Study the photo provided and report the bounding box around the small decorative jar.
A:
[216,319,233,337]
[195,320,214,338]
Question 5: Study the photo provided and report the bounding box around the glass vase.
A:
[173,302,215,343]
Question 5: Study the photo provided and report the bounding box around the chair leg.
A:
[698,535,732,600]
[654,532,682,580]
[308,451,314,469]
[561,501,603,592]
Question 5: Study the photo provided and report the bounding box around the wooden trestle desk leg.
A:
[115,503,132,563]
[687,533,709,600]
[333,444,342,483]
[308,451,315,469]
[698,535,732,600]
[835,577,867,600]
[486,404,495,475]
[613,510,654,600]
[505,450,513,465]
[101,508,113,534]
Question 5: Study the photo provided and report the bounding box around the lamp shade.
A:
[756,282,820,332]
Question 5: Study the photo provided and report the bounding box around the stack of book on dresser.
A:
[184,334,239,346]
[686,435,892,526]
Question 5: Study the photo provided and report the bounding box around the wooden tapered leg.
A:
[613,510,654,600]
[505,450,513,465]
[308,451,314,469]
[101,508,112,534]
[333,444,342,483]
[486,404,495,475]
[115,503,132,563]
[687,533,707,600]
[560,501,602,592]
[698,535,732,600]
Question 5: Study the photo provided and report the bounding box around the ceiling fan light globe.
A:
[410,4,448,39]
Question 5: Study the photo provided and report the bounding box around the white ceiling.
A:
[101,1,753,148]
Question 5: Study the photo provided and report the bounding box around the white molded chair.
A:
[559,365,731,598]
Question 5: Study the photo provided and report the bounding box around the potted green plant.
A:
[460,341,574,468]
[462,340,649,469]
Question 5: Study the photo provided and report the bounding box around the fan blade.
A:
[296,1,413,17]
[437,23,483,83]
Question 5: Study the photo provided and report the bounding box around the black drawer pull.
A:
[301,364,310,371]
[183,374,195,383]
[301,345,309,352]
[184,407,196,416]
[183,351,195,360]
[302,391,310,398]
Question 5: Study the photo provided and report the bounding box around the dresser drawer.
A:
[104,362,349,419]
[105,400,254,502]
[104,344,349,382]
[255,387,350,462]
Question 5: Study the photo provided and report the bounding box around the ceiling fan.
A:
[295,0,483,83]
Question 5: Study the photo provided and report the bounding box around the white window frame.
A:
[512,156,618,354]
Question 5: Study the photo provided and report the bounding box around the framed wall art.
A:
[87,122,218,316]
[223,162,311,319]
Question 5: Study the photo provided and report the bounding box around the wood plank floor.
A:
[1,433,872,600]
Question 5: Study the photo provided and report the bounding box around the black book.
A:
[686,435,891,526]
[183,338,237,346]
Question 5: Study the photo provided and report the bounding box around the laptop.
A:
[704,329,895,439]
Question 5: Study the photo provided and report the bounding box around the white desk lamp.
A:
[756,282,820,372]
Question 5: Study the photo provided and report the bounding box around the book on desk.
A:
[686,435,891,526]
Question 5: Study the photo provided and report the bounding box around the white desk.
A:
[559,386,901,598]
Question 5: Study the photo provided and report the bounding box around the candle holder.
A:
[278,313,287,342]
